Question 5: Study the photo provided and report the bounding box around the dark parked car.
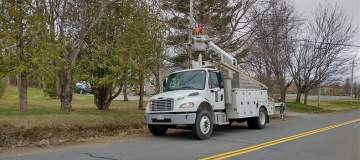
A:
[76,82,92,94]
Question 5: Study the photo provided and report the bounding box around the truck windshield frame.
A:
[164,70,206,91]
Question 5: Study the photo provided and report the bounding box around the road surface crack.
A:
[82,153,118,160]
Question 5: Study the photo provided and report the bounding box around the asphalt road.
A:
[1,110,359,160]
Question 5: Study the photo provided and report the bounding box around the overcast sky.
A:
[291,0,360,83]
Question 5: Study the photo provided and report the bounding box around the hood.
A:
[150,90,199,100]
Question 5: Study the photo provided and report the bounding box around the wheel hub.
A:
[156,126,165,130]
[200,116,210,134]
[260,112,266,125]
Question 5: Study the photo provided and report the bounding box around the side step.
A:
[214,112,229,125]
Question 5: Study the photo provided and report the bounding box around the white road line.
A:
[353,123,360,128]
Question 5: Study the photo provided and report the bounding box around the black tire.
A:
[148,125,168,135]
[247,107,267,129]
[192,110,213,140]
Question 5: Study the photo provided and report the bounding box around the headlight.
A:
[180,102,194,108]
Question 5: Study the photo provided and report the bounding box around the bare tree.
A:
[343,78,351,96]
[355,82,359,98]
[243,0,301,101]
[286,3,358,104]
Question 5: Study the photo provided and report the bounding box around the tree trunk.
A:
[43,80,46,96]
[37,82,42,90]
[281,91,286,103]
[55,69,62,97]
[295,90,301,103]
[94,85,122,110]
[304,91,308,105]
[123,84,128,101]
[59,68,73,111]
[138,75,144,110]
[278,78,287,102]
[154,72,160,94]
[94,91,111,110]
[17,74,27,113]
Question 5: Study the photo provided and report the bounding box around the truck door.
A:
[207,71,225,110]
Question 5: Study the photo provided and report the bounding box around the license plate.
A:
[157,115,164,120]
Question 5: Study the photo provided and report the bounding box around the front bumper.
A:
[144,113,196,125]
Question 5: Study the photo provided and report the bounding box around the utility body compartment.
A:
[225,89,274,119]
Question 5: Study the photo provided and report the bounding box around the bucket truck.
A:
[144,34,275,140]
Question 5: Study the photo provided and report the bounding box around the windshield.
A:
[165,70,206,91]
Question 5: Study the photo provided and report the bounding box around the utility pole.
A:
[350,60,354,104]
[318,68,321,108]
[188,0,193,69]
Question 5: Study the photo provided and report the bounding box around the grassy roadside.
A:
[0,86,146,148]
[1,86,359,148]
[286,100,360,113]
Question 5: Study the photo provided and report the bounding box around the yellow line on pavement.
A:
[199,118,360,160]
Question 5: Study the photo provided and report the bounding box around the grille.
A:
[150,98,174,111]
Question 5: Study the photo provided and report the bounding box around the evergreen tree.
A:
[118,0,166,110]
[77,0,166,110]
[0,0,47,112]
[161,0,267,68]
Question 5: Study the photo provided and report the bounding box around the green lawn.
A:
[286,102,325,113]
[0,86,147,148]
[307,100,360,111]
[0,86,145,127]
[286,100,360,113]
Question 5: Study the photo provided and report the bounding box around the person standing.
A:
[193,24,206,35]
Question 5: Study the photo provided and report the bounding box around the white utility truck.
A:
[144,34,275,140]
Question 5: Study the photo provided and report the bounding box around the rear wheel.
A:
[192,110,213,140]
[247,107,267,129]
[148,125,168,135]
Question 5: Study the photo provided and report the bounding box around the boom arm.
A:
[206,41,237,66]
[191,35,267,90]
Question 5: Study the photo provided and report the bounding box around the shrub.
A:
[43,74,58,99]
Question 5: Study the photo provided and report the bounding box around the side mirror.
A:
[217,71,224,89]
[163,77,168,91]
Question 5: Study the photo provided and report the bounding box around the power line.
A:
[295,39,360,48]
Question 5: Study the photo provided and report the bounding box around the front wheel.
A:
[192,110,213,140]
[247,107,267,129]
[148,125,168,135]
